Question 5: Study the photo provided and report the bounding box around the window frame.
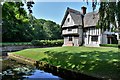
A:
[91,36,98,42]
[68,28,72,31]
[68,36,72,41]
[67,18,70,22]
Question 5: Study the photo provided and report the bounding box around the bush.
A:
[1,42,32,46]
[100,44,118,48]
[31,39,64,47]
[118,44,120,48]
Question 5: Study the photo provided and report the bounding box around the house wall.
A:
[78,26,83,45]
[63,26,118,47]
[63,37,68,45]
[101,34,107,44]
[63,36,79,46]
[62,28,78,35]
[62,14,75,28]
[84,27,101,47]
[62,13,83,46]
[73,37,79,46]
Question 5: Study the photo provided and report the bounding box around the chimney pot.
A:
[81,6,87,15]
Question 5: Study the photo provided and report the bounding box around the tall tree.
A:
[32,19,46,40]
[2,2,33,42]
[2,1,62,42]
[43,20,61,40]
[90,0,120,48]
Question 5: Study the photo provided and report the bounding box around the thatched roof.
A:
[84,11,99,28]
[61,8,99,28]
[70,12,83,25]
[61,7,83,27]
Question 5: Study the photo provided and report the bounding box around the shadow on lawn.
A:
[40,50,120,80]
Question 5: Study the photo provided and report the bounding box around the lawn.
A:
[11,46,120,79]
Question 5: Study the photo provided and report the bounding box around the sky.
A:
[31,2,100,24]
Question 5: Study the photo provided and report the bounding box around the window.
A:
[91,36,98,41]
[68,28,72,31]
[69,36,72,41]
[67,18,70,22]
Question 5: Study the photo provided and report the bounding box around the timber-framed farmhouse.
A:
[61,6,119,47]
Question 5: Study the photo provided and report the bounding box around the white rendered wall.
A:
[62,14,75,28]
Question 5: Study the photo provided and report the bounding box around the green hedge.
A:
[31,39,63,46]
[100,44,118,48]
[1,42,32,46]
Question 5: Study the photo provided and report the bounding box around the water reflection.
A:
[23,70,62,80]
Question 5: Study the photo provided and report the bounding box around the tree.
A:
[26,0,35,14]
[90,0,120,48]
[32,19,46,40]
[2,1,62,42]
[2,2,33,42]
[43,20,62,40]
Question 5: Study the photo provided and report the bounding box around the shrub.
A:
[31,39,64,47]
[1,42,32,46]
[100,44,118,48]
[118,44,120,48]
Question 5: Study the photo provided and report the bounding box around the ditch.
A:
[1,58,63,80]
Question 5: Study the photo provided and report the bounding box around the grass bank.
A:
[11,46,120,79]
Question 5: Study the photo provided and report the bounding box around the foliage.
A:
[26,0,35,14]
[1,42,32,46]
[12,46,119,79]
[32,19,62,40]
[2,2,62,42]
[100,44,118,48]
[2,2,33,42]
[90,1,120,48]
[43,20,61,40]
[89,1,120,31]
[97,2,118,31]
[31,39,63,46]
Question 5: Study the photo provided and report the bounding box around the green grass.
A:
[11,46,120,79]
[100,44,118,48]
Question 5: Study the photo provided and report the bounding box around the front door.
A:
[68,36,72,42]
[107,35,118,44]
[67,36,73,46]
[107,37,111,44]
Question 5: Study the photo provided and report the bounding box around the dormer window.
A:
[67,18,70,22]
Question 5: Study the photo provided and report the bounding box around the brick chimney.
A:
[81,6,87,15]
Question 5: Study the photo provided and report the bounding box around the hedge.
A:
[1,42,32,46]
[100,44,118,48]
[31,39,64,46]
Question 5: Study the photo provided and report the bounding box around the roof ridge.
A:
[86,11,99,14]
[68,7,80,12]
[67,7,82,15]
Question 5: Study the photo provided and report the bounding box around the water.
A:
[2,59,63,80]
[23,70,62,80]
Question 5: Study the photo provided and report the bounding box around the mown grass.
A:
[11,46,120,79]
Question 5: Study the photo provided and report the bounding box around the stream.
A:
[1,57,64,80]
